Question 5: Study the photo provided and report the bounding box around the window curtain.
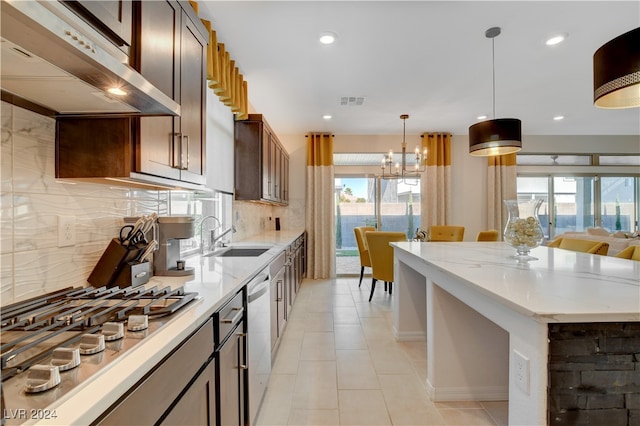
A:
[305,133,335,279]
[420,132,452,228]
[487,153,517,236]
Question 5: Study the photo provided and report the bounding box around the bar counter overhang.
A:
[390,241,640,425]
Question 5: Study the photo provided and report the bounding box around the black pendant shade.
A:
[594,27,640,109]
[468,27,523,157]
[469,118,522,156]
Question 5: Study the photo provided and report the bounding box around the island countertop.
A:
[392,241,640,323]
[391,241,640,425]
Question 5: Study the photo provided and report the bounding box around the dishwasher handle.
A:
[247,272,270,303]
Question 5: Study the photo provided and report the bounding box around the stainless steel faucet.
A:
[212,225,237,248]
[200,215,222,253]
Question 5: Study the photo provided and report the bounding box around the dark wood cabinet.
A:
[160,360,216,425]
[214,290,247,426]
[281,149,289,203]
[235,114,289,205]
[135,0,207,185]
[97,319,215,425]
[55,1,208,189]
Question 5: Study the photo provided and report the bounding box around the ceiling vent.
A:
[340,96,365,106]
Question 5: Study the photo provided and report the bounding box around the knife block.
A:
[110,261,151,288]
[88,238,142,287]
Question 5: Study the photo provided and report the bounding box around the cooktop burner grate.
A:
[0,285,197,381]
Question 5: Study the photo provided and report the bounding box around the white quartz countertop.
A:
[392,241,640,323]
[31,229,305,426]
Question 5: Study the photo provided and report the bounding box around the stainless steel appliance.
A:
[155,216,196,276]
[0,0,178,115]
[247,269,271,425]
[0,285,198,425]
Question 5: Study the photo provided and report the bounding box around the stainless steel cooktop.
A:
[0,285,198,425]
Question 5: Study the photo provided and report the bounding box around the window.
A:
[517,175,639,238]
[600,177,637,231]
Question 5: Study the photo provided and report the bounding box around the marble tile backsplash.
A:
[1,102,167,304]
[1,101,301,304]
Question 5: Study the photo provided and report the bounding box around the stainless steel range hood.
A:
[1,0,180,116]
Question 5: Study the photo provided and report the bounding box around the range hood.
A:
[1,0,179,116]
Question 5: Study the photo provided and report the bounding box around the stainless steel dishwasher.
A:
[247,269,271,425]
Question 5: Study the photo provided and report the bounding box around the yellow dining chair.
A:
[615,245,640,261]
[547,237,609,256]
[354,226,376,287]
[429,225,465,242]
[364,231,406,302]
[476,229,499,242]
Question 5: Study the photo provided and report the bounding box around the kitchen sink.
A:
[217,248,270,257]
[204,246,271,257]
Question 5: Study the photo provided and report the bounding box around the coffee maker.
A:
[155,216,195,276]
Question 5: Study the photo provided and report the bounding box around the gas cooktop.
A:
[0,285,198,425]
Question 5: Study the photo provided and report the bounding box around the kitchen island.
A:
[21,229,305,426]
[391,241,640,425]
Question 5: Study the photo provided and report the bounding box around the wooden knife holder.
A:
[88,238,144,287]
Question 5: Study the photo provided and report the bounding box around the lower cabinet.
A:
[269,252,287,357]
[96,319,215,425]
[214,289,247,426]
[160,360,216,425]
[218,331,246,426]
[270,265,286,355]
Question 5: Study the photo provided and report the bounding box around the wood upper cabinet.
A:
[55,1,208,189]
[235,114,289,205]
[134,0,207,185]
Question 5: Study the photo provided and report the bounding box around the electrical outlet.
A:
[513,349,530,394]
[57,215,76,247]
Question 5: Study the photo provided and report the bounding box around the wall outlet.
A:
[57,215,76,247]
[513,349,530,394]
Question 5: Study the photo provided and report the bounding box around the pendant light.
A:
[469,27,522,157]
[593,27,640,109]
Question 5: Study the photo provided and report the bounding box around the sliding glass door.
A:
[334,175,421,275]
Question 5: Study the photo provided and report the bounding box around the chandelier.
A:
[379,114,427,184]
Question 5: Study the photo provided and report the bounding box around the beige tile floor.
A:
[255,277,508,426]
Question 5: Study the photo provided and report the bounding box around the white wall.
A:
[205,91,235,194]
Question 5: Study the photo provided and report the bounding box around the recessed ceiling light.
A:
[553,115,565,121]
[319,32,337,45]
[322,114,332,120]
[477,115,487,120]
[546,34,567,46]
[107,87,127,96]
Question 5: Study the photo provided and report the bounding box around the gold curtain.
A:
[487,153,517,236]
[420,132,452,228]
[305,133,335,278]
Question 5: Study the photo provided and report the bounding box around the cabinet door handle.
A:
[182,135,190,170]
[222,307,244,324]
[276,280,283,302]
[172,133,182,169]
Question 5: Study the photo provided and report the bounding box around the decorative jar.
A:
[503,199,544,260]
